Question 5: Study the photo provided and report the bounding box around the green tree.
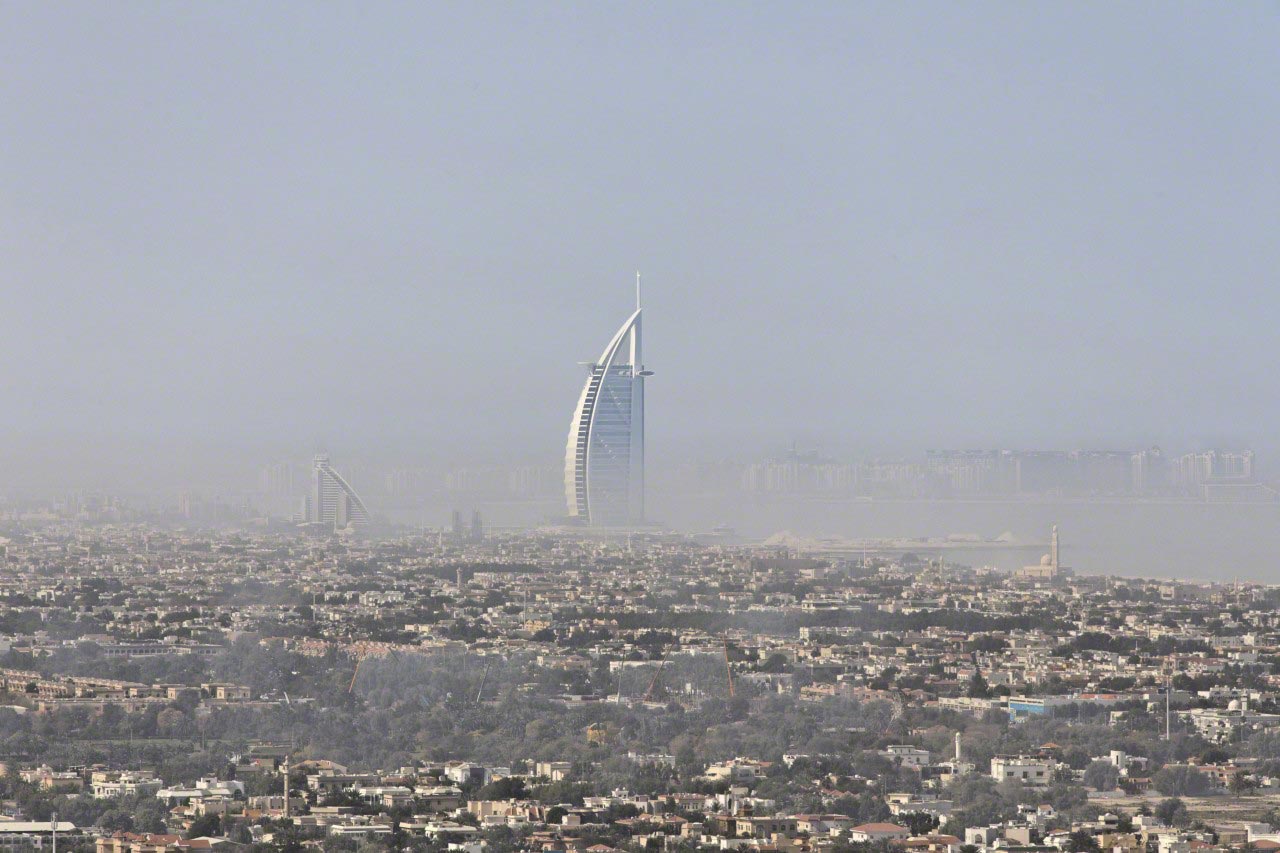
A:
[902,813,937,836]
[1082,761,1119,791]
[186,813,222,839]
[475,777,528,800]
[1155,798,1187,828]
[1152,767,1209,797]
[1066,830,1099,852]
[1230,774,1259,797]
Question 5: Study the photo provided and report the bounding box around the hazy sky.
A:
[2,2,1277,480]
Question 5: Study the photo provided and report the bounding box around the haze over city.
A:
[7,7,1280,853]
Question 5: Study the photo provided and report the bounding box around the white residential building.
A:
[991,755,1054,785]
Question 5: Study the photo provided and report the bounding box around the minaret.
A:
[955,732,962,763]
[1050,525,1060,572]
[282,754,290,818]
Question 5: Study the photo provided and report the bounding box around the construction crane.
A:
[347,646,388,694]
[348,655,366,693]
[723,636,735,699]
[475,659,492,703]
[881,691,906,734]
[642,649,669,703]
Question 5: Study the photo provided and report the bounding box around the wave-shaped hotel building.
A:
[305,453,370,532]
[564,281,650,527]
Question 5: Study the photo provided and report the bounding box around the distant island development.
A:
[757,528,1047,554]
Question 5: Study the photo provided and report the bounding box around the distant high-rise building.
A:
[260,462,295,497]
[564,278,649,526]
[444,465,559,498]
[742,445,861,495]
[384,467,430,497]
[304,454,370,531]
[1175,449,1255,488]
[1131,446,1165,493]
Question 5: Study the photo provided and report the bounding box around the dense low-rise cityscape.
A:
[0,521,1277,853]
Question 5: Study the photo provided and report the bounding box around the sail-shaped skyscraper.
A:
[564,279,649,526]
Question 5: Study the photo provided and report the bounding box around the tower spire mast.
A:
[636,270,642,310]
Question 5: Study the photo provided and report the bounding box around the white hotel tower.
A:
[564,277,650,526]
[305,453,370,532]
